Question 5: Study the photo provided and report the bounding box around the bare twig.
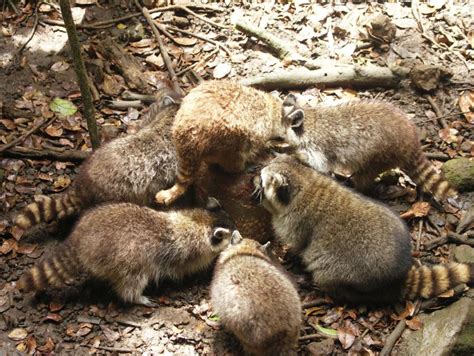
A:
[1,146,89,163]
[122,91,157,103]
[241,65,403,90]
[425,152,450,161]
[166,25,231,56]
[416,219,424,251]
[0,117,55,153]
[299,333,322,342]
[173,5,227,29]
[235,20,297,61]
[59,0,100,150]
[137,2,183,96]
[17,9,40,55]
[447,231,474,246]
[426,95,448,129]
[380,320,406,356]
[105,100,144,109]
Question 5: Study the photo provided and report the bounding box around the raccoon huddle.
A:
[14,80,472,354]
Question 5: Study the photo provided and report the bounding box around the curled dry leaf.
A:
[44,125,64,138]
[16,243,37,255]
[174,37,198,46]
[43,313,63,323]
[391,300,416,320]
[400,202,431,219]
[76,323,93,337]
[51,61,70,72]
[438,127,459,144]
[49,302,64,312]
[100,325,121,342]
[337,327,356,350]
[36,337,55,353]
[8,328,28,341]
[406,316,423,331]
[458,91,474,124]
[0,239,18,255]
[53,175,72,191]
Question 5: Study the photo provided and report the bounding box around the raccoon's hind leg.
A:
[155,154,198,206]
[114,274,155,306]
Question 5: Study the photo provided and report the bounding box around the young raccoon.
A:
[292,98,457,202]
[18,198,236,306]
[154,81,304,206]
[211,233,301,355]
[14,88,182,233]
[254,155,473,304]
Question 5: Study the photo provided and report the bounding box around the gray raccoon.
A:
[254,155,473,304]
[19,198,236,306]
[292,98,457,201]
[14,88,182,232]
[211,233,301,355]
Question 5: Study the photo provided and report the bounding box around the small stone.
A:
[454,245,474,264]
[442,158,474,192]
[410,64,452,92]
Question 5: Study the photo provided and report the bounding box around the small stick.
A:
[447,231,474,246]
[426,95,448,129]
[122,91,157,103]
[416,219,423,251]
[302,298,330,309]
[105,100,144,109]
[173,5,228,29]
[379,319,406,356]
[0,117,55,153]
[298,333,322,342]
[1,146,89,162]
[424,235,448,251]
[166,25,231,56]
[425,152,450,161]
[17,9,40,55]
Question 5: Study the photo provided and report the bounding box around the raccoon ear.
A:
[283,94,298,109]
[206,197,222,212]
[230,230,243,245]
[212,227,231,243]
[260,241,271,252]
[288,109,304,129]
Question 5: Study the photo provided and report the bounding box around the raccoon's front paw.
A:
[155,189,176,206]
[136,296,158,307]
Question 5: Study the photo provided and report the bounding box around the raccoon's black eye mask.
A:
[276,183,291,205]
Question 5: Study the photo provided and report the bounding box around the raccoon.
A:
[254,155,473,304]
[154,81,304,206]
[14,88,182,233]
[292,98,457,201]
[210,233,301,355]
[18,198,236,306]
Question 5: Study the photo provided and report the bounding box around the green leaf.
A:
[49,98,77,117]
[208,314,220,321]
[315,324,338,338]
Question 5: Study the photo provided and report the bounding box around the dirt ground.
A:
[1,1,473,355]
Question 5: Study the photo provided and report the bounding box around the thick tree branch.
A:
[1,146,89,163]
[59,0,100,150]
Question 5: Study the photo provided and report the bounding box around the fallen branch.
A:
[426,95,448,129]
[104,100,144,109]
[235,20,298,61]
[379,319,406,356]
[298,333,322,342]
[424,231,474,250]
[137,2,183,96]
[173,5,227,29]
[0,117,55,153]
[425,152,450,161]
[301,298,330,309]
[59,0,100,150]
[1,146,89,163]
[240,65,403,90]
[121,91,157,103]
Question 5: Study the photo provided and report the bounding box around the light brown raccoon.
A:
[254,155,473,304]
[14,88,182,233]
[211,233,301,355]
[154,81,304,206]
[18,198,236,306]
[293,98,457,201]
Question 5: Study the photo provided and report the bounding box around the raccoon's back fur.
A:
[299,100,457,201]
[211,236,301,355]
[14,90,181,232]
[256,156,473,304]
[19,199,236,306]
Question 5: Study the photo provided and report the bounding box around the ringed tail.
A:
[18,243,81,292]
[402,263,474,300]
[409,152,458,201]
[14,190,82,232]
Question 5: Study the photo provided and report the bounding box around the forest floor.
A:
[1,1,473,355]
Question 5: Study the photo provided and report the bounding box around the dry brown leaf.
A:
[0,119,16,130]
[400,202,431,219]
[10,226,24,241]
[438,127,459,144]
[458,91,474,124]
[406,317,423,330]
[100,325,120,342]
[59,138,75,148]
[38,173,54,181]
[42,313,63,323]
[76,323,93,337]
[16,243,36,255]
[51,61,70,72]
[25,335,37,354]
[53,175,72,191]
[337,327,356,350]
[44,125,64,137]
[49,302,64,312]
[8,328,28,341]
[174,37,198,46]
[391,300,415,320]
[0,239,17,255]
[36,337,55,353]
[66,324,78,337]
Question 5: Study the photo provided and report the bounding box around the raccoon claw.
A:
[137,296,158,307]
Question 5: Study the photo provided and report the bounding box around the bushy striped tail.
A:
[14,190,82,231]
[18,243,81,292]
[408,152,458,201]
[402,263,473,300]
